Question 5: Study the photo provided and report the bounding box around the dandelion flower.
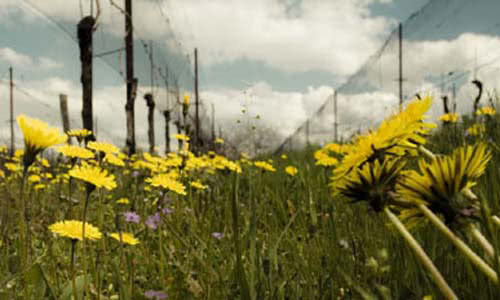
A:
[467,124,486,137]
[17,115,67,167]
[476,106,496,116]
[67,129,92,138]
[49,220,102,241]
[396,143,492,224]
[174,134,190,141]
[87,141,120,155]
[439,113,459,123]
[147,173,187,195]
[104,153,125,167]
[109,232,139,245]
[254,161,276,172]
[117,198,130,204]
[190,180,208,190]
[285,166,298,176]
[57,145,94,160]
[215,138,224,144]
[335,158,405,212]
[69,162,117,191]
[183,93,190,106]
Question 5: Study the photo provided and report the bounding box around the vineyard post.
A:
[125,0,137,155]
[144,93,155,153]
[9,67,14,156]
[77,16,96,143]
[194,48,200,153]
[164,65,171,154]
[59,94,72,144]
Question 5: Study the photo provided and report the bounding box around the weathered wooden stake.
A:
[125,0,137,154]
[59,94,72,144]
[164,110,171,154]
[77,16,96,143]
[144,93,155,153]
[9,67,14,156]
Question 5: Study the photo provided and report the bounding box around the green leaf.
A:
[59,275,88,300]
[26,263,46,299]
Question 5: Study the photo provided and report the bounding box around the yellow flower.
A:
[215,138,224,144]
[476,106,496,116]
[17,115,67,167]
[314,148,338,167]
[28,174,41,183]
[104,153,125,167]
[146,173,187,195]
[174,134,190,142]
[332,96,435,188]
[396,143,491,224]
[254,161,276,172]
[67,129,92,138]
[5,162,21,172]
[335,158,405,212]
[285,166,298,176]
[281,154,288,159]
[49,220,102,241]
[57,145,95,159]
[191,180,208,190]
[87,141,121,155]
[116,198,129,204]
[467,124,485,136]
[110,232,139,245]
[0,170,4,178]
[439,113,459,123]
[69,162,117,190]
[38,158,50,168]
[183,93,190,106]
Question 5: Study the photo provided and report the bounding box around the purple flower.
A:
[123,211,140,224]
[145,212,162,230]
[145,290,168,299]
[212,232,224,239]
[161,206,173,215]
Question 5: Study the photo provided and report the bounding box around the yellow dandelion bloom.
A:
[174,134,190,141]
[285,166,298,176]
[17,115,67,167]
[69,162,117,190]
[116,198,129,204]
[87,141,120,155]
[314,149,338,167]
[0,170,4,178]
[28,174,41,183]
[215,138,224,144]
[34,184,46,191]
[49,220,102,241]
[396,143,491,223]
[254,161,276,172]
[147,173,187,195]
[57,145,95,159]
[183,93,190,106]
[439,113,459,123]
[5,162,21,172]
[104,153,125,167]
[110,232,139,245]
[334,158,405,212]
[467,124,486,136]
[476,106,496,116]
[281,154,288,159]
[191,180,208,190]
[67,129,92,138]
[38,158,50,168]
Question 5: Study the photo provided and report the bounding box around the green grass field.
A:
[2,101,500,299]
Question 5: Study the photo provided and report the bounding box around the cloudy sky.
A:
[2,0,500,153]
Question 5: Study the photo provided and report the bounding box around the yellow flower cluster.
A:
[69,162,117,190]
[476,106,496,116]
[439,113,459,123]
[49,220,102,241]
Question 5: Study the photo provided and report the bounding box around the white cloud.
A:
[0,47,63,70]
[165,0,394,75]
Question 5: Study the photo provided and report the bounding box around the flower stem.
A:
[81,188,92,298]
[384,207,458,300]
[71,239,78,300]
[418,203,498,284]
[467,223,495,258]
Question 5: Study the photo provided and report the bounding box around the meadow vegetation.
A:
[1,96,500,299]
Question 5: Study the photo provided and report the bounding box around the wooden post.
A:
[194,48,200,152]
[125,0,137,155]
[333,90,338,142]
[59,94,72,144]
[398,22,403,112]
[9,67,14,156]
[144,93,155,153]
[164,110,171,154]
[211,103,215,150]
[77,16,96,142]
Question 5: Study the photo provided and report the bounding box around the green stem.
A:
[467,223,494,258]
[418,204,498,284]
[384,207,458,300]
[81,187,93,299]
[71,239,78,300]
[19,166,29,300]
